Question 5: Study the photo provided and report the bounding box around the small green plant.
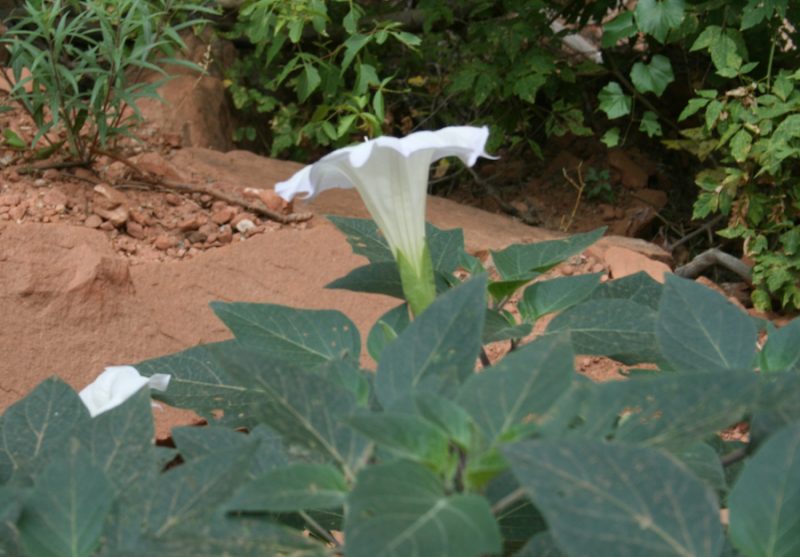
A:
[583,166,614,203]
[1,0,210,162]
[2,216,799,557]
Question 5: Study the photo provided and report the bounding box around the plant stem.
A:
[491,486,526,515]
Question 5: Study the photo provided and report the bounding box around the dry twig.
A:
[674,247,752,282]
[560,162,585,232]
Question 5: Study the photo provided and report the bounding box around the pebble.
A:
[165,193,182,206]
[126,220,146,240]
[155,235,171,251]
[84,214,103,228]
[235,219,256,234]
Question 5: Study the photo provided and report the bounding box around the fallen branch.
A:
[674,248,752,282]
[466,166,538,225]
[560,163,585,232]
[671,214,725,249]
[16,160,89,174]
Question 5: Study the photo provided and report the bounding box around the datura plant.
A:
[275,126,496,316]
[78,366,170,417]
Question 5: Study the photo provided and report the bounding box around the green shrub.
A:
[1,0,210,161]
[2,218,799,557]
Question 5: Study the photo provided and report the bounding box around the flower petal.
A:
[79,366,169,418]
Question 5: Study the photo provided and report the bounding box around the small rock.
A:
[0,213,8,221]
[633,188,668,210]
[186,230,208,244]
[212,207,236,224]
[591,262,605,274]
[130,209,151,227]
[33,178,47,187]
[206,233,218,244]
[0,193,21,207]
[99,221,116,231]
[72,168,96,182]
[155,235,172,250]
[231,212,256,228]
[608,150,648,190]
[165,193,182,206]
[257,189,292,214]
[218,229,233,244]
[200,194,213,205]
[560,263,574,276]
[126,220,145,240]
[7,170,19,182]
[245,225,266,237]
[605,246,671,283]
[211,200,227,213]
[93,184,129,227]
[9,204,26,221]
[599,204,615,221]
[42,168,60,182]
[84,214,103,228]
[43,188,68,207]
[178,216,201,231]
[54,204,66,214]
[235,219,256,234]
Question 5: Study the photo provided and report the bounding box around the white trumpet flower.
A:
[79,366,170,418]
[275,126,496,315]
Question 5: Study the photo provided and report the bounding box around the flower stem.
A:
[396,242,437,317]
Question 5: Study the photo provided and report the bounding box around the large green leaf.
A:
[326,262,405,299]
[0,376,90,485]
[516,532,568,557]
[520,273,603,321]
[728,420,800,557]
[208,346,368,473]
[574,371,760,451]
[630,54,674,96]
[326,216,465,273]
[456,334,576,445]
[634,0,686,43]
[760,318,800,372]
[490,228,605,280]
[376,276,487,409]
[18,440,115,557]
[657,274,757,373]
[226,463,347,512]
[345,460,502,557]
[104,515,326,557]
[414,393,474,450]
[90,387,157,495]
[503,439,723,557]
[341,414,449,470]
[482,309,533,344]
[108,442,259,549]
[675,442,727,492]
[210,302,361,368]
[586,270,663,311]
[545,299,662,365]
[485,471,547,542]
[367,303,410,362]
[136,341,264,430]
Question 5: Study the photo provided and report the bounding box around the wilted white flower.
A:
[275,126,495,314]
[79,366,170,418]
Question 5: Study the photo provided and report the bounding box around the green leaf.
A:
[326,261,405,299]
[376,276,487,408]
[487,275,540,302]
[630,55,674,96]
[730,129,752,162]
[639,111,663,137]
[226,463,347,512]
[18,440,115,557]
[0,376,90,485]
[482,309,533,344]
[485,471,548,542]
[490,228,605,281]
[3,129,26,149]
[503,439,723,557]
[516,532,568,556]
[340,34,371,73]
[414,393,474,450]
[634,0,686,43]
[597,82,632,118]
[325,216,393,263]
[136,342,264,430]
[679,97,712,121]
[709,35,742,74]
[207,347,368,472]
[457,335,576,445]
[601,11,638,48]
[427,224,465,274]
[729,420,800,557]
[296,64,321,103]
[760,318,800,372]
[367,304,410,362]
[656,274,757,373]
[0,485,25,555]
[601,127,621,147]
[520,273,603,322]
[345,460,502,557]
[675,442,727,492]
[90,387,157,494]
[341,414,449,470]
[513,74,547,104]
[545,299,662,365]
[210,302,361,368]
[574,371,759,451]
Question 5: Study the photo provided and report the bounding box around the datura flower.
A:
[275,126,496,315]
[79,366,170,418]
